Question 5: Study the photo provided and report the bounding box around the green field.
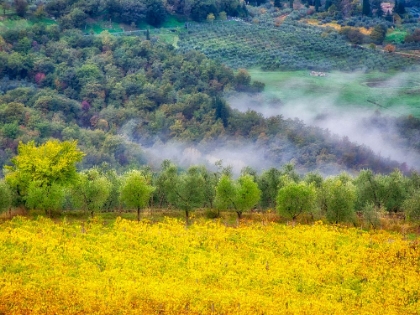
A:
[247,69,420,117]
[84,20,124,34]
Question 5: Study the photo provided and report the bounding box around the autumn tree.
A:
[4,140,84,207]
[384,44,396,53]
[120,170,155,221]
[206,12,215,23]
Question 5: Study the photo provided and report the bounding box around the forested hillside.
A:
[1,0,420,177]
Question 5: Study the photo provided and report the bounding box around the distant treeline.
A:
[4,0,248,27]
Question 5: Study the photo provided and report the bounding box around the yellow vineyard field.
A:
[0,217,419,314]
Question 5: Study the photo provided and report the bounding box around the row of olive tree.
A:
[1,140,420,225]
[275,168,420,226]
[0,140,260,223]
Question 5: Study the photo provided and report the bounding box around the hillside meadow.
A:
[246,69,420,117]
[0,217,419,314]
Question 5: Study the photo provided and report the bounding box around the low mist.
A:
[140,141,282,174]
[227,70,420,170]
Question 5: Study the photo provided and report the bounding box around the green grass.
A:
[35,17,57,25]
[158,31,179,46]
[84,21,124,34]
[136,15,184,30]
[161,15,185,28]
[248,69,420,117]
[82,15,183,35]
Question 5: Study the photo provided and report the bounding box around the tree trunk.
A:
[137,207,140,222]
[185,210,190,225]
[236,211,242,219]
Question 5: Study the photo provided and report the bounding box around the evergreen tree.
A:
[315,0,321,11]
[376,5,383,17]
[214,97,230,127]
[362,0,371,16]
[274,0,281,8]
[325,0,332,10]
[395,0,406,15]
[385,9,393,22]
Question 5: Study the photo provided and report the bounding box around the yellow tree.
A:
[4,140,84,208]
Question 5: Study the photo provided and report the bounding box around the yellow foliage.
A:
[0,217,419,314]
[5,140,85,188]
[305,19,372,35]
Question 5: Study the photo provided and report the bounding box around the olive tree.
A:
[323,177,356,224]
[0,180,12,217]
[402,192,420,222]
[215,174,261,219]
[276,181,316,222]
[26,181,65,217]
[70,168,111,217]
[120,170,155,221]
[165,164,205,223]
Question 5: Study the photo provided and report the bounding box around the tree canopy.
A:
[120,170,155,221]
[276,181,316,222]
[4,140,84,204]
